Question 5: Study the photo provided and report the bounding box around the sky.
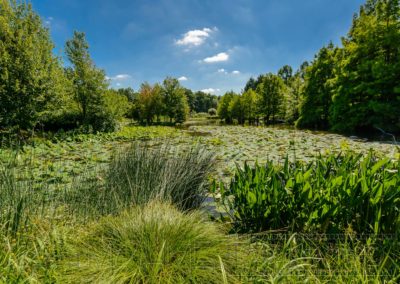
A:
[31,0,365,95]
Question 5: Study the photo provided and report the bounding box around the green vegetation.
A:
[59,202,247,283]
[101,142,215,212]
[213,152,400,235]
[0,124,399,282]
[1,0,400,282]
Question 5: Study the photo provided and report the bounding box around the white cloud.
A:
[203,52,229,63]
[107,74,132,81]
[178,76,188,81]
[218,68,227,74]
[232,70,241,74]
[201,88,220,94]
[44,16,54,26]
[176,28,216,47]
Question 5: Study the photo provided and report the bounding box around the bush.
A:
[213,152,400,235]
[58,202,248,283]
[208,108,217,116]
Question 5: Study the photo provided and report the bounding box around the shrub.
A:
[213,152,400,236]
[208,108,217,116]
[58,202,248,283]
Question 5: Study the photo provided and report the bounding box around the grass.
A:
[0,124,399,282]
[58,202,249,284]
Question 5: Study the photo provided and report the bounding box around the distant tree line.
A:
[218,64,306,126]
[223,0,400,134]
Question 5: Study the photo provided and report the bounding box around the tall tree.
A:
[217,91,236,123]
[297,43,338,129]
[241,89,259,124]
[65,31,112,131]
[278,65,293,85]
[162,77,189,123]
[137,82,163,124]
[0,0,68,130]
[256,73,286,123]
[331,0,400,133]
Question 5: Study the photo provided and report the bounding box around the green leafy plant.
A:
[213,152,400,236]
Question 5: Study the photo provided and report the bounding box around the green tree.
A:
[104,89,131,120]
[278,65,293,85]
[65,31,113,132]
[331,0,400,133]
[256,73,286,123]
[297,44,338,129]
[0,0,69,130]
[137,82,164,124]
[217,91,236,123]
[285,73,304,123]
[241,89,259,124]
[228,94,245,124]
[161,77,189,123]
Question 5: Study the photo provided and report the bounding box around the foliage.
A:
[256,73,286,123]
[103,89,131,120]
[330,0,400,133]
[208,108,217,116]
[65,31,115,132]
[217,91,236,123]
[162,77,189,123]
[58,202,248,284]
[228,93,244,124]
[0,0,70,130]
[137,82,164,124]
[213,152,400,235]
[248,234,400,283]
[296,43,338,129]
[71,142,216,215]
[186,90,218,113]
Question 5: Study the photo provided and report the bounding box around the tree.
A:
[137,82,164,124]
[285,73,304,123]
[104,89,131,120]
[256,73,286,123]
[228,94,245,124]
[0,0,69,130]
[297,44,338,130]
[330,0,400,133]
[278,65,293,85]
[217,91,236,123]
[65,31,113,132]
[244,77,257,92]
[241,89,259,124]
[161,77,189,123]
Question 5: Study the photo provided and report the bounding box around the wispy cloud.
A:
[203,52,229,63]
[201,88,220,94]
[232,70,241,74]
[218,68,227,74]
[44,16,54,26]
[176,27,216,47]
[178,76,188,81]
[106,74,132,81]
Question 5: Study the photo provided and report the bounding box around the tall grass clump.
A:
[86,142,215,214]
[58,202,248,284]
[213,151,400,236]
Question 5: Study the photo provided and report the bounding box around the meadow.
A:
[1,122,399,283]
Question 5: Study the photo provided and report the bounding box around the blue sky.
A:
[31,0,365,95]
